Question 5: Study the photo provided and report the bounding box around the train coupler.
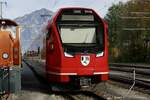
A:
[77,77,92,88]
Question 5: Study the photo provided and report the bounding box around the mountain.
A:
[15,8,53,53]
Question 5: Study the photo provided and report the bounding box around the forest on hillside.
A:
[105,0,150,63]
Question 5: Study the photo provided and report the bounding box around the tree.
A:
[105,0,150,63]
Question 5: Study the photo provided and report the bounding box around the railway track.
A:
[54,88,123,100]
[23,59,123,100]
[109,63,150,90]
[54,91,107,100]
[110,63,150,75]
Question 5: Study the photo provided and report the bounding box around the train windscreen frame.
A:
[57,9,104,54]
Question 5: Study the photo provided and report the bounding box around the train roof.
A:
[57,7,93,11]
[0,19,18,27]
[46,7,105,30]
[52,7,96,18]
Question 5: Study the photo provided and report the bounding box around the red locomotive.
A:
[45,8,109,87]
[0,19,21,93]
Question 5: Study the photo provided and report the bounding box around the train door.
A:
[46,27,55,71]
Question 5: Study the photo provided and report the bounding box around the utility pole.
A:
[0,1,7,19]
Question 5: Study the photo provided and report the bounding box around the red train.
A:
[44,8,109,86]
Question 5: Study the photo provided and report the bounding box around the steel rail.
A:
[110,66,150,75]
[110,70,150,89]
[109,63,150,69]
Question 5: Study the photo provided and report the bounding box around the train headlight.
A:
[64,52,74,57]
[96,52,104,57]
[2,53,9,59]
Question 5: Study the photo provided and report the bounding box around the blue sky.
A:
[2,0,129,19]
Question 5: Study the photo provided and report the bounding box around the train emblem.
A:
[81,56,90,66]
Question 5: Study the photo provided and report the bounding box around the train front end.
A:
[0,19,21,94]
[46,8,109,86]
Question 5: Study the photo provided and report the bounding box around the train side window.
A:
[47,27,54,50]
[46,27,53,44]
[46,32,50,39]
[46,27,51,39]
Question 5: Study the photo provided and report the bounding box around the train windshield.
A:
[57,9,104,53]
[60,27,96,44]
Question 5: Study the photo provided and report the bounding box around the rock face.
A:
[15,8,53,53]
